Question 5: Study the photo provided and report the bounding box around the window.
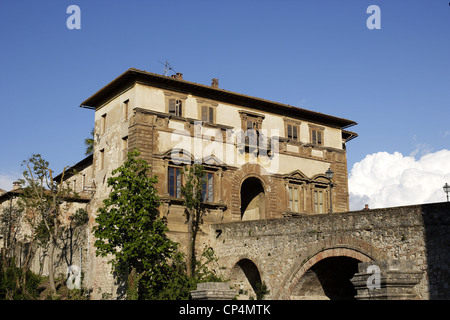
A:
[168,166,182,198]
[287,124,299,141]
[168,99,183,117]
[123,99,129,121]
[288,185,301,212]
[165,92,187,117]
[201,105,214,123]
[314,190,325,214]
[100,149,105,170]
[101,114,107,134]
[310,128,323,146]
[122,136,128,160]
[202,172,214,202]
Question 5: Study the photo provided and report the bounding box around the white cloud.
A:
[348,149,450,210]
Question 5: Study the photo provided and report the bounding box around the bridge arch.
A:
[279,246,377,300]
[229,256,266,300]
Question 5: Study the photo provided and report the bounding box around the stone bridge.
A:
[207,202,450,300]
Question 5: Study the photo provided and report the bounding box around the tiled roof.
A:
[80,68,357,129]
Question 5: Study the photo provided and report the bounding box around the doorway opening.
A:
[240,177,265,221]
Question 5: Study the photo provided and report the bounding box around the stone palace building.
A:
[2,68,449,300]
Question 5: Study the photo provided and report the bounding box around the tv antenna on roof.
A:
[159,60,176,76]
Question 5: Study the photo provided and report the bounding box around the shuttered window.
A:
[287,124,298,141]
[288,185,300,212]
[168,166,182,198]
[314,190,324,213]
[311,129,323,146]
[201,105,214,123]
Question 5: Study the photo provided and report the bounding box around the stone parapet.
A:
[351,260,423,300]
[190,282,238,300]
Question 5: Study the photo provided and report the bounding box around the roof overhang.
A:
[80,68,357,130]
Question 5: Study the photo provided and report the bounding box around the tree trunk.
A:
[48,239,57,295]
[20,238,35,296]
[186,209,195,278]
[127,266,138,300]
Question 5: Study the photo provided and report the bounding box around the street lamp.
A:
[325,168,334,213]
[444,183,450,202]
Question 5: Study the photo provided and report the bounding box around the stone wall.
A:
[208,202,450,300]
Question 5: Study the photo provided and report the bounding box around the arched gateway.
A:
[240,177,265,221]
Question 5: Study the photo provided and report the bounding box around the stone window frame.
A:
[309,124,325,147]
[197,98,218,124]
[284,118,301,143]
[168,165,183,199]
[101,113,107,134]
[164,91,188,118]
[238,110,265,132]
[99,148,105,171]
[312,185,328,214]
[288,184,302,213]
[123,99,129,121]
[202,171,215,203]
[121,136,128,160]
[284,176,307,213]
[238,110,265,151]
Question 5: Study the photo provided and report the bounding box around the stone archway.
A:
[229,163,279,220]
[230,258,263,300]
[282,247,374,300]
[240,177,265,221]
[291,256,360,300]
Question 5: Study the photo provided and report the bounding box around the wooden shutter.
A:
[169,99,176,114]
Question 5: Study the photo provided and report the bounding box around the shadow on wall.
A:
[422,202,450,299]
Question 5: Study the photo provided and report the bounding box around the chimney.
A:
[13,181,21,190]
[211,78,219,88]
[170,73,183,80]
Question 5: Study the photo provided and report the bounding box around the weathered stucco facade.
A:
[76,68,359,298]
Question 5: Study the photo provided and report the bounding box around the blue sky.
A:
[1,0,449,201]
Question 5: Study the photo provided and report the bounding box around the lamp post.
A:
[325,168,334,213]
[444,183,450,202]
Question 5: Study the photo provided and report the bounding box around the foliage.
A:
[0,257,43,300]
[18,153,73,295]
[93,150,180,299]
[93,152,225,299]
[84,128,94,156]
[254,281,270,300]
[70,208,89,228]
[0,204,23,256]
[140,246,224,300]
[180,164,208,277]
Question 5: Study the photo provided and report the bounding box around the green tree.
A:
[19,154,72,296]
[93,150,180,299]
[0,203,23,260]
[84,128,94,156]
[180,164,208,278]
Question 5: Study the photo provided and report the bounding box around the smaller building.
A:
[0,157,93,279]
